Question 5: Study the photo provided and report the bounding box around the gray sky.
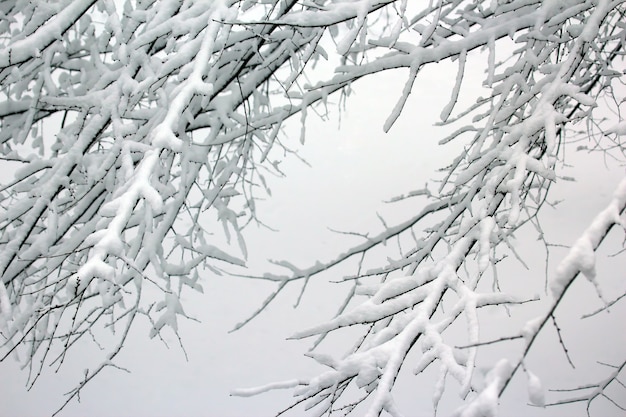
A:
[1,52,625,417]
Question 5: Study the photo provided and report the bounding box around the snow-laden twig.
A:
[233,1,626,416]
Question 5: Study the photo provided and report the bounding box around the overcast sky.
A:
[2,49,625,417]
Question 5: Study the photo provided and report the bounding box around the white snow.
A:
[605,121,626,135]
[0,2,95,67]
[0,280,12,317]
[2,2,624,417]
[231,379,304,397]
[550,177,626,299]
[478,216,495,272]
[454,359,512,417]
[521,317,544,342]
[526,369,545,407]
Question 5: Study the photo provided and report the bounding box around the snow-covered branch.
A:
[1,0,624,416]
[231,1,626,416]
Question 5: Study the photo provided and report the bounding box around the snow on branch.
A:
[479,176,626,410]
[0,0,624,416]
[0,0,373,409]
[232,1,626,416]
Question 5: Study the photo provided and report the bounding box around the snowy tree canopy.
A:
[0,0,625,416]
